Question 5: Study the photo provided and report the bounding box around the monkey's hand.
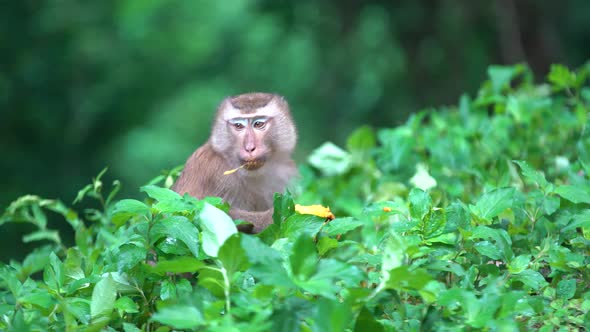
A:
[229,208,274,234]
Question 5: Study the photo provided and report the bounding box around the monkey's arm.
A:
[229,208,274,234]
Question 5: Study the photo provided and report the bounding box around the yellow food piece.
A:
[295,204,335,220]
[383,207,392,212]
[223,165,245,175]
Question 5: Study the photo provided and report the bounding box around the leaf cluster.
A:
[1,63,590,331]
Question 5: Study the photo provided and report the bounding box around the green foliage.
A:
[1,63,590,331]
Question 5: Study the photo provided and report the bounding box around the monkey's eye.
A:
[253,120,266,129]
[229,118,247,130]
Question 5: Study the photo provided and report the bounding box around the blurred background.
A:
[1,0,589,254]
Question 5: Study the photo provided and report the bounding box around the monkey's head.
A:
[210,93,297,171]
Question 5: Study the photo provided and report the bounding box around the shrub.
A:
[1,63,589,331]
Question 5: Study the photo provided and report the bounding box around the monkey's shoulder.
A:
[172,144,228,198]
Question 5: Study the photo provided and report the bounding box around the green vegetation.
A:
[1,63,589,331]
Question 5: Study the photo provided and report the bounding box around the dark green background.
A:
[1,1,589,258]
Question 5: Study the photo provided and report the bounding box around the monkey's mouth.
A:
[242,159,265,170]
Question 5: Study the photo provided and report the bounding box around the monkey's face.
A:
[228,116,272,170]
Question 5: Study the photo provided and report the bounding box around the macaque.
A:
[172,93,298,233]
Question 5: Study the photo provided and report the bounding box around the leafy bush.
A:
[1,63,589,331]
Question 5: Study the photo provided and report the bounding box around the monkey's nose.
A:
[244,145,256,153]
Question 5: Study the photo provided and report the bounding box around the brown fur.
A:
[172,93,297,233]
[229,93,275,112]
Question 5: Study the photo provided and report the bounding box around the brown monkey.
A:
[172,93,298,233]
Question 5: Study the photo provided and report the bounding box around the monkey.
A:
[172,93,298,233]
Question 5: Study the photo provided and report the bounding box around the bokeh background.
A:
[1,1,589,258]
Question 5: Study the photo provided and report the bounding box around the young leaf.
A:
[151,305,204,329]
[280,214,325,240]
[150,216,200,258]
[43,252,65,293]
[488,65,522,92]
[241,235,294,288]
[199,203,237,257]
[354,306,384,332]
[556,279,576,300]
[217,234,249,278]
[110,199,150,226]
[322,217,364,237]
[308,142,353,176]
[513,160,550,191]
[147,257,204,275]
[90,274,117,321]
[346,125,376,152]
[385,266,433,291]
[409,188,432,221]
[311,298,353,332]
[470,188,515,222]
[290,235,318,280]
[511,270,548,290]
[114,297,139,314]
[409,163,437,191]
[555,185,590,204]
[507,255,531,274]
[140,185,182,201]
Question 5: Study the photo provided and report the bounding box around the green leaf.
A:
[308,142,352,176]
[140,185,182,201]
[385,266,432,291]
[281,214,325,240]
[488,65,521,92]
[420,208,446,239]
[317,237,339,256]
[152,305,204,329]
[160,279,176,300]
[354,306,384,332]
[382,233,405,273]
[311,298,353,332]
[197,267,224,297]
[217,234,249,277]
[290,235,318,280]
[117,244,147,271]
[110,199,150,226]
[300,259,363,298]
[147,257,204,275]
[543,195,560,215]
[548,64,578,90]
[123,323,142,332]
[409,188,432,220]
[322,217,364,236]
[513,160,550,190]
[507,255,530,274]
[555,185,590,204]
[470,188,515,222]
[199,203,237,257]
[241,235,294,288]
[346,125,376,152]
[562,210,590,233]
[150,216,200,258]
[18,291,55,309]
[91,274,117,320]
[556,279,576,300]
[473,241,503,260]
[512,270,548,290]
[114,297,139,314]
[43,252,65,292]
[471,226,513,260]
